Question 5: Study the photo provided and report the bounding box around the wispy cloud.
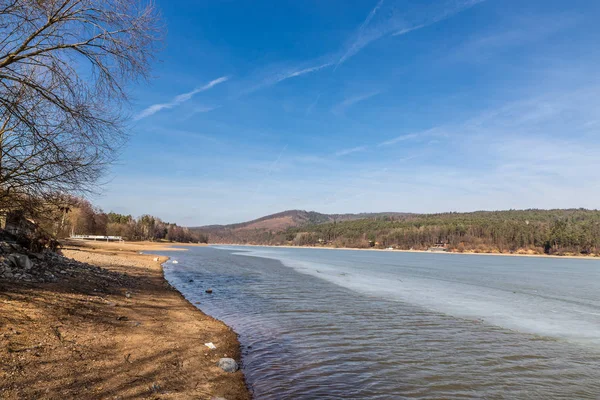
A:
[336,0,385,69]
[283,63,333,81]
[392,0,485,37]
[249,144,288,200]
[244,62,333,95]
[182,105,222,120]
[306,93,322,115]
[144,127,222,145]
[335,145,368,157]
[192,105,220,113]
[337,0,486,68]
[332,131,424,158]
[332,91,381,115]
[360,0,385,32]
[377,132,421,146]
[135,76,229,120]
[446,12,579,64]
[378,126,450,147]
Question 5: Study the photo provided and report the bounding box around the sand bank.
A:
[0,240,249,399]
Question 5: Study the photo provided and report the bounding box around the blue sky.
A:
[97,0,600,226]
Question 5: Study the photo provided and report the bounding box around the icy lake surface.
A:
[161,246,600,399]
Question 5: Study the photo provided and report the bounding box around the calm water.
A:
[159,246,600,399]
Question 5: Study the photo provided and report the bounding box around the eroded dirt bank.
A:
[0,240,249,400]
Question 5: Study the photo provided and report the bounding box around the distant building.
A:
[70,235,123,242]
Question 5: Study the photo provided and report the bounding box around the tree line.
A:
[48,197,207,243]
[205,209,600,256]
[289,209,600,255]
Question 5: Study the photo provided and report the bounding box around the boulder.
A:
[216,358,238,373]
[6,254,33,270]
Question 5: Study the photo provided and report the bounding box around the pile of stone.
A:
[0,241,45,282]
[0,240,101,284]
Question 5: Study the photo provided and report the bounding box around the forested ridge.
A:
[199,209,600,256]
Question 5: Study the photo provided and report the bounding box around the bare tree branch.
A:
[0,0,163,211]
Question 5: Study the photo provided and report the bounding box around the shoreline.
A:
[0,240,250,399]
[214,243,600,261]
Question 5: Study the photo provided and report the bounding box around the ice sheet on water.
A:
[225,246,600,345]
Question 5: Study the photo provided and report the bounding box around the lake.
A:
[160,246,600,399]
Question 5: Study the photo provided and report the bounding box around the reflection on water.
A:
[161,246,600,399]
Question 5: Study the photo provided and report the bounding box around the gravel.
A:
[0,240,128,284]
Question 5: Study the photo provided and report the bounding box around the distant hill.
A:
[191,210,411,244]
[191,208,600,256]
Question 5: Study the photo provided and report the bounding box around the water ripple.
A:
[161,247,600,399]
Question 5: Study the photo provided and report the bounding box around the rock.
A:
[205,288,213,294]
[188,279,194,283]
[216,358,238,373]
[6,254,32,270]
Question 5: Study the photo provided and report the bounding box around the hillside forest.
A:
[195,209,600,256]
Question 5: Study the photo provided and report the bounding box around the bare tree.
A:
[0,0,162,210]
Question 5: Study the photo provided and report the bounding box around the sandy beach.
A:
[0,240,249,400]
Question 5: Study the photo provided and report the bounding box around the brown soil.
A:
[0,240,250,400]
